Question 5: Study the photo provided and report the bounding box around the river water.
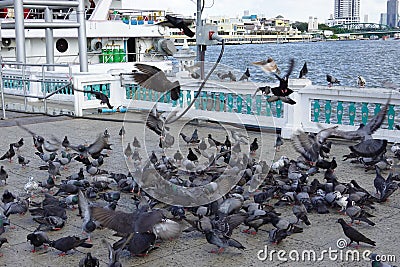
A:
[200,39,400,88]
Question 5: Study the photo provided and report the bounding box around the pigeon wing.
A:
[91,207,138,234]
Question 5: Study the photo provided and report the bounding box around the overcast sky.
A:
[135,0,388,23]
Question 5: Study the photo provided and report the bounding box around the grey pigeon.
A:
[103,239,122,267]
[345,200,375,226]
[133,63,180,101]
[132,137,141,148]
[205,229,245,254]
[78,190,97,241]
[17,155,30,167]
[49,236,93,256]
[124,143,133,158]
[327,74,340,86]
[119,126,125,137]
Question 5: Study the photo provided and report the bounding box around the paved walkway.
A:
[0,111,399,267]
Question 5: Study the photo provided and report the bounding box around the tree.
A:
[291,21,308,32]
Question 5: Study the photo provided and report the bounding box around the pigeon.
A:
[224,136,232,149]
[1,189,16,204]
[334,99,389,141]
[79,252,100,267]
[180,130,200,144]
[239,68,250,81]
[266,58,296,104]
[91,207,181,241]
[293,194,311,225]
[78,190,97,241]
[11,138,24,150]
[49,236,93,256]
[27,231,50,252]
[0,166,8,185]
[183,63,201,79]
[174,150,183,162]
[275,134,283,151]
[337,218,376,247]
[144,107,170,136]
[164,14,195,37]
[33,215,66,231]
[187,148,198,162]
[253,85,271,97]
[327,74,340,87]
[345,200,375,226]
[204,229,245,254]
[132,137,141,148]
[17,155,30,167]
[357,76,366,87]
[208,134,223,147]
[102,239,122,267]
[124,142,133,158]
[292,126,338,164]
[0,144,15,162]
[250,138,259,154]
[132,63,181,101]
[74,88,113,109]
[4,197,29,216]
[62,136,70,150]
[298,62,308,78]
[217,71,236,81]
[119,126,125,137]
[252,57,280,74]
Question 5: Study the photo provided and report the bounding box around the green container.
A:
[113,48,120,62]
[104,48,112,63]
[119,49,126,62]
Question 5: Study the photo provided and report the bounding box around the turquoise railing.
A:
[2,75,30,91]
[84,83,110,99]
[43,79,73,95]
[311,99,396,130]
[122,85,284,118]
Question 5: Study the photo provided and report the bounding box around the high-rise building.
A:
[333,0,360,24]
[380,13,388,25]
[387,0,399,27]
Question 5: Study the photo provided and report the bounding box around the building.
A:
[308,16,319,32]
[387,0,399,27]
[380,13,388,25]
[327,0,360,26]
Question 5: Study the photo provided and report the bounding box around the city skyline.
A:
[134,0,388,24]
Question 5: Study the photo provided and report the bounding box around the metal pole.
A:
[14,0,26,65]
[77,0,88,72]
[44,7,55,71]
[0,57,6,119]
[196,0,205,79]
[22,65,27,111]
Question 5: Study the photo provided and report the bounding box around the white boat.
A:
[0,0,178,65]
[394,33,400,40]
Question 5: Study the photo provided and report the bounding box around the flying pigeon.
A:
[132,63,181,101]
[252,57,280,74]
[164,14,195,37]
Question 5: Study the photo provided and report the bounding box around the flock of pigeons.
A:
[0,86,398,266]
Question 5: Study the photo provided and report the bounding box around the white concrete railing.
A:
[3,68,400,143]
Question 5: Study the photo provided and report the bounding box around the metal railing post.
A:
[42,65,47,113]
[0,57,6,119]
